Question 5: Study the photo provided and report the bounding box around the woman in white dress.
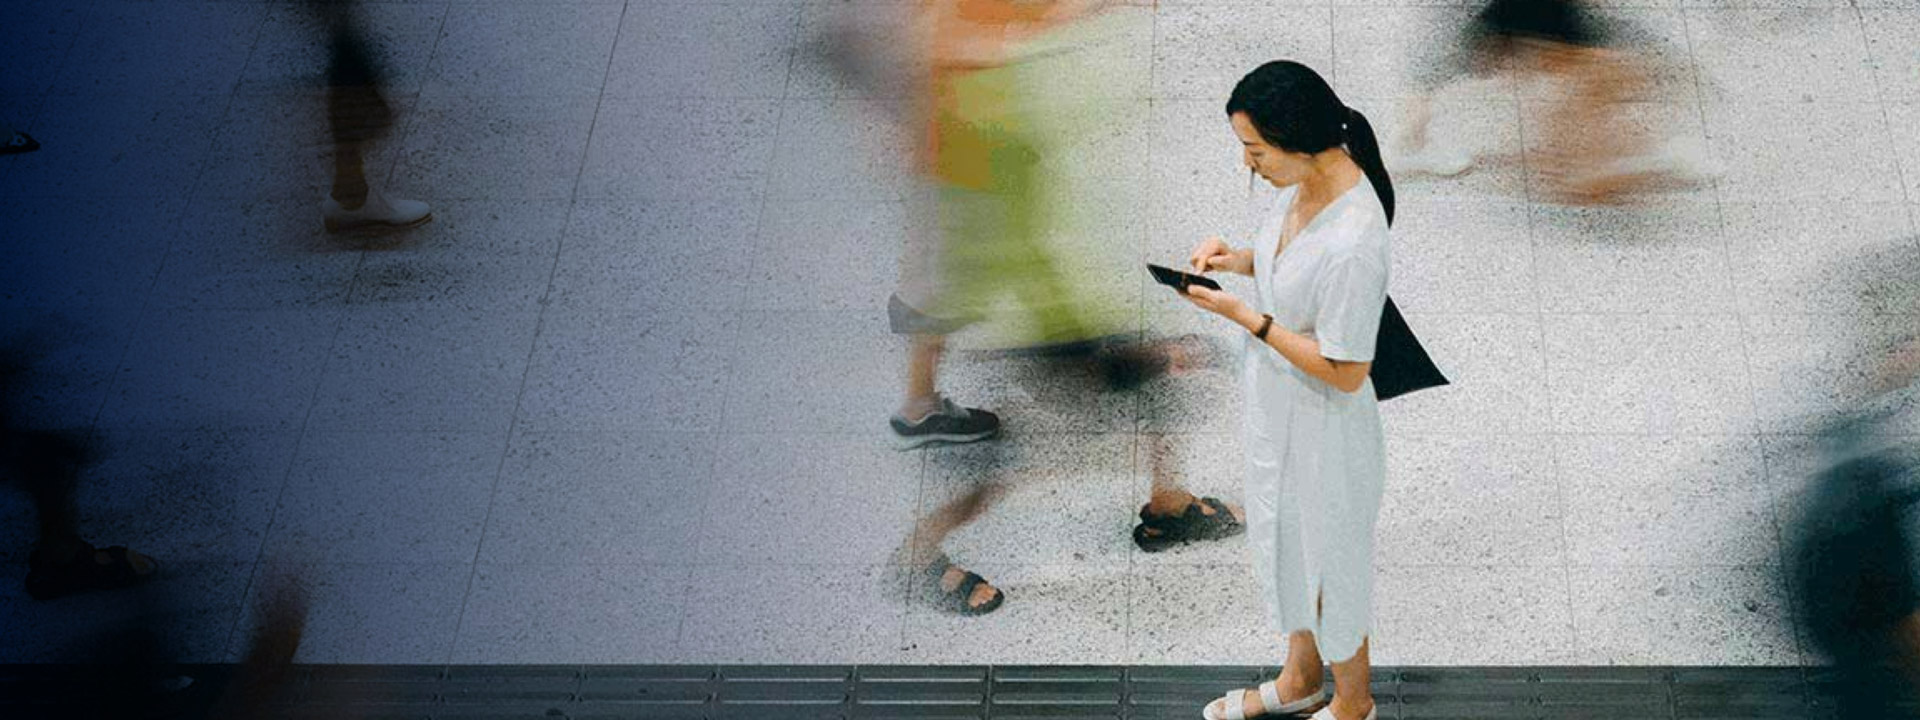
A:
[1186,61,1394,720]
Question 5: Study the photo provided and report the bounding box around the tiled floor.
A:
[2,0,1917,667]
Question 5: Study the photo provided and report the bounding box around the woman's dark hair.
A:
[1226,60,1395,225]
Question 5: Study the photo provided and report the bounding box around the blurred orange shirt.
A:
[920,0,1056,188]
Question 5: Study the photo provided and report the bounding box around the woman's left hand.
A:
[1181,285,1257,329]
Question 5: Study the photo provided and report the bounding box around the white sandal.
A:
[1202,680,1330,720]
[1307,704,1376,720]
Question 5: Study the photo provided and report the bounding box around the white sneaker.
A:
[322,192,432,234]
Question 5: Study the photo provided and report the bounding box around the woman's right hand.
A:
[1189,236,1249,276]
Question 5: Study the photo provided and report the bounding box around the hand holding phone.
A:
[1148,264,1222,294]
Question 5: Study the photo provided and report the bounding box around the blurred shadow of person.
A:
[77,566,308,719]
[1392,0,1714,204]
[303,0,430,235]
[1788,245,1920,719]
[204,569,308,720]
[0,347,157,601]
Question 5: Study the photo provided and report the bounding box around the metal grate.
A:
[4,664,1918,719]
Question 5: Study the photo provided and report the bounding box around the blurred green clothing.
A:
[922,9,1146,350]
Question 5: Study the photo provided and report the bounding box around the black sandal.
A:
[1133,497,1245,552]
[25,541,159,601]
[922,555,1004,616]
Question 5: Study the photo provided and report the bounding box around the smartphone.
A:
[1147,264,1222,293]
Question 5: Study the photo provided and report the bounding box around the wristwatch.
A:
[1252,313,1274,340]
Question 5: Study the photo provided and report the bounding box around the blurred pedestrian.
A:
[1787,245,1920,718]
[304,0,430,234]
[880,0,1146,615]
[1,348,158,601]
[888,0,1179,447]
[1392,0,1713,203]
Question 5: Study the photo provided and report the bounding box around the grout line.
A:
[38,0,99,103]
[895,445,930,660]
[379,0,456,193]
[439,0,633,667]
[1846,2,1917,225]
[1682,2,1806,666]
[669,0,811,663]
[94,2,286,661]
[1127,0,1164,663]
[1503,43,1587,666]
[222,304,354,662]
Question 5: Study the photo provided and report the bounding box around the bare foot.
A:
[1138,493,1246,542]
[1325,695,1376,720]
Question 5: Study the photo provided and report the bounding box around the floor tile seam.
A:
[76,207,196,434]
[181,5,272,173]
[75,9,290,437]
[1787,0,1902,668]
[184,0,287,205]
[1846,6,1916,211]
[446,62,628,658]
[378,0,456,193]
[1127,5,1163,620]
[442,305,572,665]
[217,298,357,663]
[1558,563,1785,573]
[1682,0,1808,667]
[891,447,931,654]
[669,0,805,656]
[112,38,262,351]
[1503,51,1587,669]
[702,12,796,536]
[29,0,98,103]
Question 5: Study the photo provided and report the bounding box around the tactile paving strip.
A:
[3,664,1918,719]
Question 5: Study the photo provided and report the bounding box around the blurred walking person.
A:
[1,347,157,601]
[304,0,430,234]
[1787,245,1920,718]
[1392,0,1714,204]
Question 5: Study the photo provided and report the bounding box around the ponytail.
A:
[1341,106,1395,227]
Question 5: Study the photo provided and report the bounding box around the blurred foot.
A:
[1134,496,1245,552]
[323,192,431,234]
[25,537,158,601]
[1390,142,1474,177]
[0,131,39,156]
[1551,137,1719,204]
[923,554,1003,615]
[1644,136,1720,184]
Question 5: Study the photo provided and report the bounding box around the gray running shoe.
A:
[890,396,1001,450]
